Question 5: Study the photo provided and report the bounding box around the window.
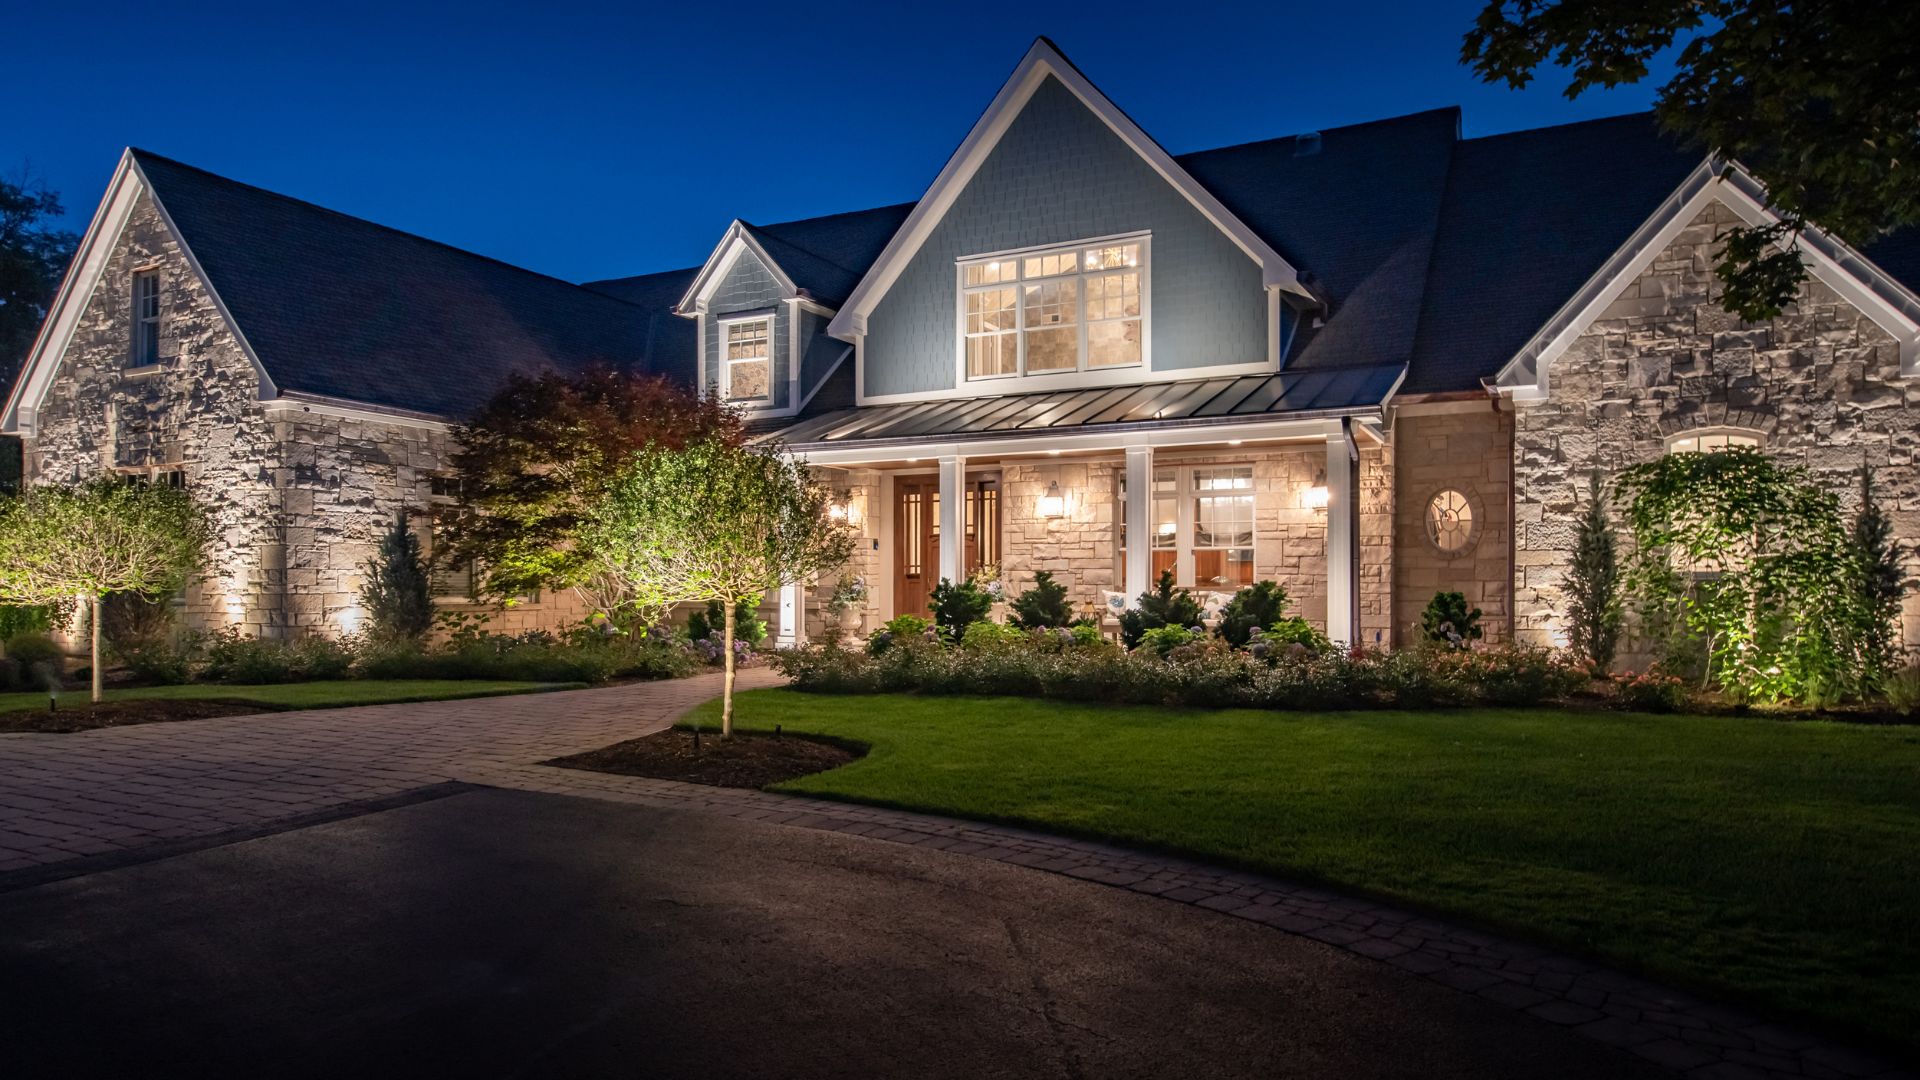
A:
[1119,464,1255,588]
[960,237,1145,380]
[1666,429,1761,454]
[1426,490,1474,555]
[722,318,771,402]
[131,270,161,367]
[117,464,185,489]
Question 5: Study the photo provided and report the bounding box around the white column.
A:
[1124,444,1153,606]
[776,583,806,647]
[937,454,966,585]
[1325,421,1360,645]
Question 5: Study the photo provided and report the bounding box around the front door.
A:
[894,476,999,617]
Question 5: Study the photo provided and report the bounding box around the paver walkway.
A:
[1,672,1911,1080]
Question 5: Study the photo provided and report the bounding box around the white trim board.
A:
[673,221,801,316]
[3,150,278,437]
[1495,158,1920,402]
[825,37,1311,348]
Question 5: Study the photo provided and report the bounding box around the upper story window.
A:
[1666,429,1762,454]
[131,270,161,367]
[960,236,1146,381]
[722,317,772,402]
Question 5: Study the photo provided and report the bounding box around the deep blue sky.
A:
[11,0,1672,284]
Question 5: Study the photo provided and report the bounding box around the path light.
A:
[1302,468,1330,511]
[1036,480,1066,518]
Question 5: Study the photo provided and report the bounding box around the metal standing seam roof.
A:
[767,363,1405,450]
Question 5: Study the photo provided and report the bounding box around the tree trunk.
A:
[721,602,737,737]
[90,595,104,704]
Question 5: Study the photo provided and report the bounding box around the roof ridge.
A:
[1457,109,1667,145]
[128,147,651,311]
[1176,106,1464,159]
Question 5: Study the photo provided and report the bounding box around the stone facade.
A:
[1512,199,1920,652]
[1391,404,1513,645]
[24,191,580,642]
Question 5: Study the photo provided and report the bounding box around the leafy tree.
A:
[442,367,742,612]
[0,476,212,701]
[1009,570,1074,629]
[1462,2,1920,320]
[583,438,852,735]
[1565,470,1622,672]
[929,577,994,640]
[1118,569,1204,650]
[1846,467,1908,697]
[1615,447,1851,701]
[1422,591,1484,648]
[1217,580,1291,648]
[1,172,80,388]
[360,511,434,642]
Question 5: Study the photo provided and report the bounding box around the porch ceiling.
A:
[766,362,1405,452]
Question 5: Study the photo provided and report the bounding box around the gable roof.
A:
[131,150,678,418]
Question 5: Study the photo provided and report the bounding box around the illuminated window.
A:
[1666,429,1761,454]
[1426,490,1474,555]
[131,270,161,367]
[960,237,1145,379]
[1118,464,1254,587]
[722,318,771,402]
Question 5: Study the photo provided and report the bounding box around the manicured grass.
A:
[0,679,579,717]
[696,689,1920,1049]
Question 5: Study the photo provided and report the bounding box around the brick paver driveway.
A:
[0,669,781,878]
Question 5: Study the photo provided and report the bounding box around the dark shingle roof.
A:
[770,363,1404,450]
[1404,114,1698,393]
[134,150,675,418]
[576,266,700,385]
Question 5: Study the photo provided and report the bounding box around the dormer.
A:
[826,38,1319,406]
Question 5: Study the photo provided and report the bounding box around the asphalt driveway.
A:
[0,786,1659,1080]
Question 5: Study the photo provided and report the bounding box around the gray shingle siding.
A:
[796,308,848,404]
[703,249,790,409]
[864,75,1268,398]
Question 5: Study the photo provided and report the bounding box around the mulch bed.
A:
[547,728,865,789]
[0,698,275,734]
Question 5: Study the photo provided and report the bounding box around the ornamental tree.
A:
[1462,1,1920,321]
[1615,447,1851,702]
[440,367,742,614]
[0,476,213,701]
[360,511,434,642]
[1846,468,1909,698]
[1565,470,1622,673]
[583,438,853,735]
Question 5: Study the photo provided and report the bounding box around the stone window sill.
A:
[123,364,165,378]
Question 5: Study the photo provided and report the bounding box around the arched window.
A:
[1666,428,1763,455]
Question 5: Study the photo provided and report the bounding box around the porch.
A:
[762,366,1404,645]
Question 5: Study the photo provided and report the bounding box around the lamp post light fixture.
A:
[1036,480,1066,518]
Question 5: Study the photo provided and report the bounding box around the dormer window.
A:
[722,316,771,402]
[959,235,1147,381]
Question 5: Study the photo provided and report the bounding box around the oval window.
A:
[1427,490,1475,555]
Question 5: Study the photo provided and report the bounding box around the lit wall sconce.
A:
[1036,480,1066,518]
[1301,468,1330,511]
[826,489,860,525]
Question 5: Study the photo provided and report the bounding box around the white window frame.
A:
[718,313,774,404]
[955,231,1150,387]
[130,267,161,369]
[1118,462,1255,589]
[1664,427,1765,454]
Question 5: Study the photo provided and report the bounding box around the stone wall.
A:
[1391,404,1512,645]
[1513,198,1920,653]
[25,192,283,637]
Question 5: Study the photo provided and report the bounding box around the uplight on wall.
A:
[1301,469,1330,511]
[1036,480,1066,518]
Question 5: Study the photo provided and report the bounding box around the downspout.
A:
[1484,377,1515,644]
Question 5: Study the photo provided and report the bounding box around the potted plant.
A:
[828,574,869,633]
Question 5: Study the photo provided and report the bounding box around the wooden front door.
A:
[894,476,1000,617]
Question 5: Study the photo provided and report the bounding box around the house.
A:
[9,39,1919,654]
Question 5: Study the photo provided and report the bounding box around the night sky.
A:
[10,0,1673,284]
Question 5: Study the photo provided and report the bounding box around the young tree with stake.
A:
[584,438,853,735]
[0,476,213,702]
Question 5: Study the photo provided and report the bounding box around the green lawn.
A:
[696,689,1920,1049]
[0,679,578,716]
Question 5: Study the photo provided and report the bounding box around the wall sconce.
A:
[826,489,859,525]
[1301,468,1330,511]
[1036,480,1066,518]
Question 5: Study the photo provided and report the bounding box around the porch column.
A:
[937,454,966,585]
[775,583,806,647]
[1124,444,1153,605]
[1325,420,1360,645]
